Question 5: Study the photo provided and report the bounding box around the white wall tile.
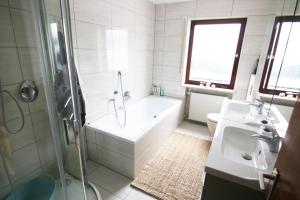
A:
[135,16,155,36]
[154,20,164,36]
[36,137,56,166]
[8,115,35,151]
[12,144,41,181]
[74,0,111,26]
[164,19,184,36]
[86,127,96,144]
[154,36,164,51]
[87,142,98,162]
[163,52,181,67]
[80,73,114,97]
[155,4,165,20]
[18,47,42,81]
[10,9,37,47]
[76,22,112,50]
[244,15,275,36]
[0,7,16,47]
[165,2,196,20]
[112,0,137,11]
[234,72,251,90]
[0,48,22,85]
[196,0,233,17]
[0,0,8,6]
[237,55,260,74]
[136,0,155,19]
[162,66,181,82]
[281,0,299,15]
[45,0,61,17]
[112,5,136,32]
[31,110,52,140]
[1,84,30,120]
[78,49,112,74]
[163,36,183,52]
[9,0,32,11]
[232,0,283,16]
[241,35,266,56]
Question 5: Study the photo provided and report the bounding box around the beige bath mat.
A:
[131,133,211,200]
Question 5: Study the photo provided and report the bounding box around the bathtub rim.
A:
[86,95,183,144]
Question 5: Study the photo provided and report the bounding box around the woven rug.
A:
[131,133,211,200]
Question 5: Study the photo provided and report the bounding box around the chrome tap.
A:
[123,91,131,102]
[249,97,264,114]
[251,126,281,153]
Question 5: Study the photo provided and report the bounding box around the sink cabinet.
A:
[201,173,265,200]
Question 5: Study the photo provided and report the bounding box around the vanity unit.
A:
[201,100,288,200]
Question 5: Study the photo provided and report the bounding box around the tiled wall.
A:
[0,1,60,197]
[152,0,298,99]
[69,0,155,121]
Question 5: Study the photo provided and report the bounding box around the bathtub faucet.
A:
[123,91,131,102]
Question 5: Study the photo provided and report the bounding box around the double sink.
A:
[205,99,288,189]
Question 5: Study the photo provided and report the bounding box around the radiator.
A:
[188,92,227,123]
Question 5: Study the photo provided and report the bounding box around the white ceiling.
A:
[149,0,195,4]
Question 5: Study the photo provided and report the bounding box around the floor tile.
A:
[125,188,157,200]
[88,165,132,199]
[175,120,212,141]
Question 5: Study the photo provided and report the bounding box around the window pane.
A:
[189,24,241,84]
[268,22,300,93]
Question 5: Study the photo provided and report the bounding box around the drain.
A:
[241,153,252,161]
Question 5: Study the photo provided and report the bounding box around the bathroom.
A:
[0,0,299,199]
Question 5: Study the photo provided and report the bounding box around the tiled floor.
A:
[87,121,211,200]
[87,160,155,200]
[175,120,212,141]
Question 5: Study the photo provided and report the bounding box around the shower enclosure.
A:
[0,0,100,199]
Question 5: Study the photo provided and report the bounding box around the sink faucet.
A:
[251,126,281,153]
[249,97,264,114]
[123,90,131,102]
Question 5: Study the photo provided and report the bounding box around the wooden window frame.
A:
[184,18,247,89]
[259,16,300,97]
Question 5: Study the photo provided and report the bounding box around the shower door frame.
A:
[32,0,89,199]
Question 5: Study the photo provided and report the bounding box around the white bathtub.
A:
[85,96,184,178]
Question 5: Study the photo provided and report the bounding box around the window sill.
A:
[259,93,297,107]
[183,83,233,97]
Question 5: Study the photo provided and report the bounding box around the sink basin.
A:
[221,100,254,122]
[221,126,268,170]
[227,102,251,115]
[205,99,282,190]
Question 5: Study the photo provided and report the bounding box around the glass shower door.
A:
[0,0,99,199]
[31,0,97,199]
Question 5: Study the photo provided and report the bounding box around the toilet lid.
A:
[207,113,221,123]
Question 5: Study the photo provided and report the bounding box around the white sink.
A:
[227,102,251,115]
[220,100,256,122]
[221,126,267,170]
[221,99,288,135]
[205,99,283,190]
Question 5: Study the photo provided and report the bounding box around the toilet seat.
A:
[207,113,221,123]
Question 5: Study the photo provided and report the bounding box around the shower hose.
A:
[0,81,25,134]
[112,71,127,128]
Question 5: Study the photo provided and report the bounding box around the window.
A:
[259,16,300,96]
[184,18,247,89]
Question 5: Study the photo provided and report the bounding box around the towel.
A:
[0,125,15,176]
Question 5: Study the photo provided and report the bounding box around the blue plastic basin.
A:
[6,175,55,200]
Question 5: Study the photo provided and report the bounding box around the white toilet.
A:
[206,113,221,136]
